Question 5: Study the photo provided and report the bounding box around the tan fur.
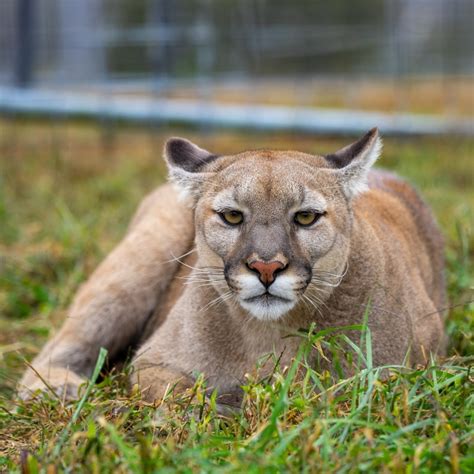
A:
[19,130,446,406]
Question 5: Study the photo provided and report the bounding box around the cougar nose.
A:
[247,260,287,287]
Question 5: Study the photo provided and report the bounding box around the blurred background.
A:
[0,0,473,133]
[0,0,473,399]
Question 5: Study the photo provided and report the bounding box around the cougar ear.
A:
[325,128,383,198]
[164,137,219,200]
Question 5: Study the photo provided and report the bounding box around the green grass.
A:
[0,120,473,472]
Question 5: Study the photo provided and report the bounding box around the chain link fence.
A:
[0,0,472,135]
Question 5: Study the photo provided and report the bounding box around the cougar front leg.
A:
[129,360,193,403]
[19,184,194,400]
[129,282,250,408]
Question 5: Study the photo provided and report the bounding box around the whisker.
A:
[206,292,235,312]
[302,294,325,319]
[312,262,349,283]
[185,282,228,290]
[183,280,225,286]
[311,278,342,288]
[178,275,225,282]
[180,276,226,283]
[305,286,330,315]
[165,248,197,264]
[199,291,234,313]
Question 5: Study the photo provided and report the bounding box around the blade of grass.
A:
[51,347,108,459]
[99,418,141,471]
[409,372,465,406]
[249,343,306,446]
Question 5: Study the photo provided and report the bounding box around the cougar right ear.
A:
[325,128,383,198]
[164,138,220,201]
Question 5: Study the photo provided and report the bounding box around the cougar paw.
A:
[18,367,86,401]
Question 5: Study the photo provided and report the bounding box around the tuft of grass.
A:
[1,328,472,472]
[0,119,473,471]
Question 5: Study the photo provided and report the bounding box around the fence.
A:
[0,0,472,135]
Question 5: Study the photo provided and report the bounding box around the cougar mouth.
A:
[239,289,297,321]
[243,292,292,304]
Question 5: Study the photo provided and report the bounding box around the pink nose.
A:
[247,260,286,286]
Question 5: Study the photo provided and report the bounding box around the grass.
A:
[0,119,473,472]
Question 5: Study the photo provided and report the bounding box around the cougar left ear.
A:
[325,128,383,198]
[164,137,219,201]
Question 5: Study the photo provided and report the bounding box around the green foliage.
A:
[0,121,472,471]
[1,332,472,473]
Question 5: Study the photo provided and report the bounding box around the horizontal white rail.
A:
[0,87,472,136]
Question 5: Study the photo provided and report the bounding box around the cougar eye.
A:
[220,210,244,226]
[294,210,322,227]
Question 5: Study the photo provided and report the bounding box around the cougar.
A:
[19,128,446,407]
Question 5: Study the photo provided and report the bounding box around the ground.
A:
[0,119,472,472]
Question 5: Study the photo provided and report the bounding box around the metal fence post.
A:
[15,0,34,88]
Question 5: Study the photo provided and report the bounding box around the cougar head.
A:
[165,129,382,321]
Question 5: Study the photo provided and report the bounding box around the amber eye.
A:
[294,210,322,227]
[220,210,244,226]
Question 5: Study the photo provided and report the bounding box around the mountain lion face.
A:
[165,129,382,321]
